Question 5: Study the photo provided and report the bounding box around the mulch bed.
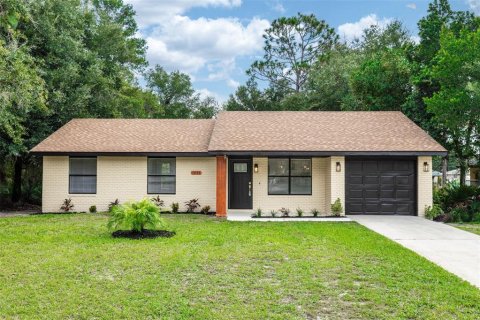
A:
[112,229,176,239]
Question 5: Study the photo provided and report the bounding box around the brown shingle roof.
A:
[208,111,446,153]
[31,119,215,153]
[31,112,446,155]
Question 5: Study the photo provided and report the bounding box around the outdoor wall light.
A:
[423,161,429,172]
[336,162,341,172]
[254,163,259,173]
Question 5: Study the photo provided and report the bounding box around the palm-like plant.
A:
[107,198,165,233]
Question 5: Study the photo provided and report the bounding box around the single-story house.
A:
[30,111,447,217]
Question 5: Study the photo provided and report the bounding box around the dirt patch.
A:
[112,229,176,239]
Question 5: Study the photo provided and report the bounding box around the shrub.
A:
[171,202,179,214]
[424,204,443,220]
[311,208,319,217]
[185,198,201,213]
[251,208,262,218]
[279,207,290,217]
[89,205,97,213]
[60,198,74,212]
[449,207,470,223]
[201,205,211,215]
[150,196,165,208]
[270,210,277,217]
[331,198,343,217]
[296,208,303,217]
[434,183,480,212]
[107,198,165,232]
[108,199,120,212]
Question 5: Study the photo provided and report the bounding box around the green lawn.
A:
[449,222,480,236]
[0,214,479,319]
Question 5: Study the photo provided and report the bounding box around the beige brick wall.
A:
[326,156,345,215]
[250,157,328,215]
[417,156,433,217]
[42,156,216,213]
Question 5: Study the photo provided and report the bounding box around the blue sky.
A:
[126,0,477,103]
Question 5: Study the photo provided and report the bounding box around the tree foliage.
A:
[247,13,338,93]
[425,28,480,184]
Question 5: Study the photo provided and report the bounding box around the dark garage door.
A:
[345,158,416,215]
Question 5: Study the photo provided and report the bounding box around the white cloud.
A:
[406,3,417,10]
[125,0,268,99]
[197,88,227,104]
[338,14,393,43]
[468,0,480,15]
[145,15,269,73]
[125,0,242,28]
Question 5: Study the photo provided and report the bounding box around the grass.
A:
[0,214,479,319]
[449,222,480,236]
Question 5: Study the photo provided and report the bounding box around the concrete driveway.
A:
[350,215,480,288]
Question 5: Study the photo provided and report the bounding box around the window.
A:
[268,158,312,195]
[148,158,176,194]
[69,157,97,194]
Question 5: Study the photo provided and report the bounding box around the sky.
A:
[125,0,478,103]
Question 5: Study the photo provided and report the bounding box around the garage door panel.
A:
[364,175,379,184]
[346,158,416,215]
[380,189,395,198]
[380,176,394,184]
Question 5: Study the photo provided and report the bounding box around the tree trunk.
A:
[459,160,467,186]
[11,156,23,203]
[441,156,448,187]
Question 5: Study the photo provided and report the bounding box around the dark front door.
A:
[345,157,416,215]
[229,158,253,209]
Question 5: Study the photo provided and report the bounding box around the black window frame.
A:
[69,157,97,195]
[147,157,176,194]
[268,157,312,195]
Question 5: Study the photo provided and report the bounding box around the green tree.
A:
[425,28,480,185]
[348,49,412,111]
[247,13,338,93]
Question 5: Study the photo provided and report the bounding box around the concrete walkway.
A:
[350,215,480,288]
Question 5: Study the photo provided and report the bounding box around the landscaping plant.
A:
[311,208,319,217]
[151,196,165,208]
[201,205,211,215]
[424,204,443,220]
[279,208,290,217]
[270,210,277,217]
[296,208,303,217]
[171,202,179,214]
[108,199,120,212]
[251,208,262,218]
[60,198,74,212]
[107,198,165,233]
[185,199,201,213]
[89,205,97,213]
[331,198,343,217]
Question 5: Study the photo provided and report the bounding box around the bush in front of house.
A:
[60,198,74,212]
[424,204,443,220]
[185,198,200,213]
[296,208,303,217]
[201,205,211,215]
[108,199,120,212]
[150,196,165,208]
[331,198,343,217]
[279,208,290,217]
[270,210,277,217]
[251,208,262,218]
[107,198,174,239]
[171,202,179,214]
[433,183,480,222]
[311,208,319,217]
[89,205,97,213]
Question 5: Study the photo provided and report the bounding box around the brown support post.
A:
[216,156,227,217]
